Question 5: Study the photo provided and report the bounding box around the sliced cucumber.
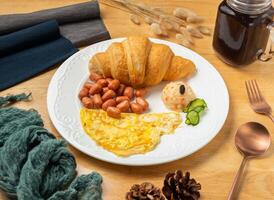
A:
[187,98,207,112]
[183,98,207,126]
[186,110,200,126]
[185,119,191,125]
[182,102,190,113]
[193,106,205,113]
[182,106,189,113]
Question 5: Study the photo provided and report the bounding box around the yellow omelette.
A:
[80,108,182,156]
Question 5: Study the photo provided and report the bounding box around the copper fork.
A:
[245,80,274,123]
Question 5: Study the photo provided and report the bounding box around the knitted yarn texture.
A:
[0,93,32,108]
[0,107,102,200]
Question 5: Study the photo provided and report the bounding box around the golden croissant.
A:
[89,37,196,87]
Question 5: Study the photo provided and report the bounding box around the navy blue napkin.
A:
[0,1,111,48]
[0,20,78,91]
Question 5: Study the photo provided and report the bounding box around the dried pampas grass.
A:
[100,0,211,48]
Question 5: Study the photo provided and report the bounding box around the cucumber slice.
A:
[185,119,191,125]
[186,110,200,126]
[183,98,207,126]
[193,106,205,113]
[182,106,189,113]
[188,98,207,112]
[183,98,207,113]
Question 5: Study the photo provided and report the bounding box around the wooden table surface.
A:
[0,0,273,199]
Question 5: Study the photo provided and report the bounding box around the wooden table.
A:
[0,0,273,199]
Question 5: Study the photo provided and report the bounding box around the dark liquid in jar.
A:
[213,1,273,66]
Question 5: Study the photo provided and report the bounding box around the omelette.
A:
[80,108,182,156]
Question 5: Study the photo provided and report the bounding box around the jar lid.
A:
[227,0,272,14]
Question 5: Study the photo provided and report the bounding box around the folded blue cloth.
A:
[0,20,78,91]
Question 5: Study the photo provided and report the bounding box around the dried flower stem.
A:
[100,0,186,28]
[100,0,210,48]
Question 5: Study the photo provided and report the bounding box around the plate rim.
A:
[47,37,230,166]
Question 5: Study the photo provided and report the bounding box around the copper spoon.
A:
[227,122,271,200]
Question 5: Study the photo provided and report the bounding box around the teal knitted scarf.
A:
[0,93,103,200]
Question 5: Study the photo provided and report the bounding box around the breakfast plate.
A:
[47,38,229,166]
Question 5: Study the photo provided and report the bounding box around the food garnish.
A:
[183,98,207,126]
[183,98,207,112]
[185,110,199,125]
[80,108,182,156]
[179,84,185,94]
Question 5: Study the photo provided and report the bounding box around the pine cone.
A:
[126,182,165,200]
[162,170,201,200]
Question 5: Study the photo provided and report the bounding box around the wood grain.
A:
[0,0,274,199]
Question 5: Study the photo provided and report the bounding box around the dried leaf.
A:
[186,25,203,38]
[173,7,197,19]
[186,16,205,23]
[176,34,191,47]
[198,26,211,35]
[130,14,141,25]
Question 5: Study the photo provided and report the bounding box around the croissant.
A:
[89,37,196,87]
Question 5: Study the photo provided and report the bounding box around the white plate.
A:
[47,38,229,166]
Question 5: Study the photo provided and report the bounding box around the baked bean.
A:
[107,107,121,119]
[83,82,94,89]
[81,97,94,109]
[78,88,89,100]
[116,96,130,104]
[89,72,103,81]
[136,97,149,111]
[135,88,148,97]
[89,83,102,95]
[93,94,103,108]
[102,87,110,94]
[96,79,108,87]
[130,103,143,114]
[123,87,134,99]
[117,84,126,96]
[108,80,120,91]
[102,99,116,111]
[117,100,130,112]
[102,90,116,101]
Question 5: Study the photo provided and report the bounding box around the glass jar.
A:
[213,0,273,66]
